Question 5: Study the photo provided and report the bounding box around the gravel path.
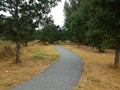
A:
[12,45,83,90]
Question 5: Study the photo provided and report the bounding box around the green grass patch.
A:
[32,55,45,60]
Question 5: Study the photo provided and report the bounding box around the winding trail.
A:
[12,45,83,90]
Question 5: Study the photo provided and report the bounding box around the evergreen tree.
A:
[64,0,120,67]
[40,23,60,44]
[88,0,120,67]
[0,0,60,63]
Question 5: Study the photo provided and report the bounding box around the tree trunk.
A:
[16,39,21,63]
[15,0,21,63]
[24,41,28,47]
[115,42,120,67]
[78,39,81,48]
[98,46,105,53]
[78,42,80,48]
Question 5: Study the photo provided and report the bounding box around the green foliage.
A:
[0,0,60,40]
[39,23,61,44]
[0,15,6,40]
[64,0,89,43]
[86,29,109,52]
[34,22,69,44]
[32,55,45,60]
[0,0,61,42]
[0,0,61,63]
[64,0,120,50]
[88,0,120,42]
[64,0,120,66]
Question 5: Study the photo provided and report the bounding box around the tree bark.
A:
[78,42,80,48]
[15,0,21,63]
[115,42,120,67]
[24,41,28,47]
[78,38,81,48]
[16,39,21,63]
[98,46,105,53]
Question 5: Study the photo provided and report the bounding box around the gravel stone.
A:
[12,45,83,90]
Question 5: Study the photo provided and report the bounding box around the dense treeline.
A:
[64,0,120,67]
[37,25,69,44]
[33,19,69,44]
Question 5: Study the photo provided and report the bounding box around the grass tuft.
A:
[32,55,45,60]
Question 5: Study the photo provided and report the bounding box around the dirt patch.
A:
[0,42,59,90]
[63,45,120,90]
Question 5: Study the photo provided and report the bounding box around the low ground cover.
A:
[64,45,120,90]
[0,41,59,90]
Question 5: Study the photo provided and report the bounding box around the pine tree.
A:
[0,0,60,63]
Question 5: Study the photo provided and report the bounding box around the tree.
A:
[88,0,120,67]
[20,16,36,47]
[40,23,61,44]
[0,15,3,34]
[0,0,60,63]
[86,29,109,52]
[64,0,120,67]
[59,27,70,41]
[64,0,89,47]
[64,0,79,42]
[0,15,6,39]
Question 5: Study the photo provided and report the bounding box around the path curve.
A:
[12,45,83,90]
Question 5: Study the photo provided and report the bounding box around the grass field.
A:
[63,45,120,90]
[0,41,59,90]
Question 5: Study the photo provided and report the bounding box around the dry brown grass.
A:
[63,45,120,90]
[0,41,59,90]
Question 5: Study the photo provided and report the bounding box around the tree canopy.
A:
[64,0,120,67]
[0,0,61,63]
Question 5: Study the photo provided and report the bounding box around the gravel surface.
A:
[12,45,83,90]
